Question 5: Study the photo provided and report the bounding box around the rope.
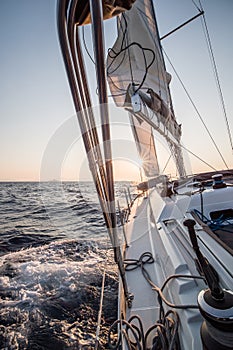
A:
[124,252,201,310]
[108,252,205,349]
[107,10,156,95]
[95,269,106,350]
[193,209,233,233]
[108,312,180,350]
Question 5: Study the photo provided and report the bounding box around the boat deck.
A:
[123,195,162,331]
[121,193,203,349]
[214,224,233,251]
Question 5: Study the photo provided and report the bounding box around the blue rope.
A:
[193,209,232,232]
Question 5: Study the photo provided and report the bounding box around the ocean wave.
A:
[0,181,136,348]
[0,239,118,349]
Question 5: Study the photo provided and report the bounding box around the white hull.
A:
[119,178,233,349]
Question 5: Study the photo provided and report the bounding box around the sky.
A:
[0,0,233,182]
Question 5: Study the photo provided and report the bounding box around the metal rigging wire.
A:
[82,26,95,65]
[181,144,217,171]
[191,0,202,13]
[198,0,233,156]
[191,0,233,157]
[162,49,229,170]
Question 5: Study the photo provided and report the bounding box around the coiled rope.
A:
[108,252,205,349]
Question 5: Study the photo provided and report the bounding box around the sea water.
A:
[0,181,135,349]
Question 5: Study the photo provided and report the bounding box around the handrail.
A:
[57,0,132,306]
[57,0,112,231]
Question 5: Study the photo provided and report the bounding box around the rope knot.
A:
[124,252,154,271]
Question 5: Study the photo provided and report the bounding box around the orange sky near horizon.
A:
[1,1,233,182]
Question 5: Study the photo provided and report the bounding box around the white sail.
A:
[107,0,171,109]
[130,114,160,177]
[107,0,172,177]
[107,0,186,177]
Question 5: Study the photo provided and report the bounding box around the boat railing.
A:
[57,0,134,307]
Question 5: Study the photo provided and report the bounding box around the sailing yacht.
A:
[57,0,233,349]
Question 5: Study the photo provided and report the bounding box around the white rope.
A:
[95,269,106,350]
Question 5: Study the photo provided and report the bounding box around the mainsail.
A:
[107,0,186,178]
[107,0,171,107]
[130,114,160,177]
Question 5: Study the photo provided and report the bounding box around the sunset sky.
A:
[1,0,233,182]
